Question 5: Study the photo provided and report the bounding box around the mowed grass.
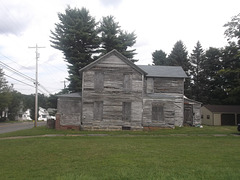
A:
[0,126,240,180]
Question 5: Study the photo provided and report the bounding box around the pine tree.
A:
[168,41,191,72]
[168,41,192,97]
[190,41,205,101]
[50,7,100,92]
[152,50,168,65]
[99,16,137,62]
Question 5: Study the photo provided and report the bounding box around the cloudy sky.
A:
[0,0,239,95]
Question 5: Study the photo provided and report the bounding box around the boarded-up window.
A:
[122,102,131,122]
[123,74,132,92]
[152,104,164,122]
[94,101,103,121]
[94,71,104,92]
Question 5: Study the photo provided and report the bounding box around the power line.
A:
[0,60,35,82]
[4,73,35,88]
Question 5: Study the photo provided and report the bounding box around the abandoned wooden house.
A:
[56,49,199,130]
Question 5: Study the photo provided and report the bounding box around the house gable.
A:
[79,49,146,76]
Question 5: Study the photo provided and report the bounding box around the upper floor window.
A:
[94,71,104,92]
[123,74,132,93]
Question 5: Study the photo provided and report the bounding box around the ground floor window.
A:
[152,103,164,122]
[93,101,103,121]
[122,102,131,122]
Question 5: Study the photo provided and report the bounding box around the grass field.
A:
[0,126,240,180]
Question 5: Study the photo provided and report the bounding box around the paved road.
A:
[0,121,46,134]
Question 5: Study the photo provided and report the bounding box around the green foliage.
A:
[99,15,137,62]
[7,91,22,121]
[50,6,100,92]
[0,69,12,121]
[224,13,240,46]
[51,8,138,92]
[190,41,205,101]
[168,41,192,97]
[168,41,191,72]
[152,50,168,65]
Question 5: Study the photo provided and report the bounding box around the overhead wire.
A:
[0,60,35,83]
[4,73,35,88]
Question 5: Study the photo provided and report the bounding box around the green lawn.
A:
[0,126,240,180]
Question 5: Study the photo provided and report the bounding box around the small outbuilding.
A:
[201,105,240,126]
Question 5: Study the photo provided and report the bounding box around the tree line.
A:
[152,14,240,105]
[0,69,57,122]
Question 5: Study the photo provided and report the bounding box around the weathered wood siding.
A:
[153,77,184,94]
[142,98,175,128]
[57,97,81,126]
[82,54,143,130]
[193,103,201,125]
[142,76,184,127]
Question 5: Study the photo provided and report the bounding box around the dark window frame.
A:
[122,102,131,122]
[94,71,104,92]
[152,103,164,122]
[93,101,103,121]
[123,74,132,93]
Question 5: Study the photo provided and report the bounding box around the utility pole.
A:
[29,44,45,127]
[61,80,67,89]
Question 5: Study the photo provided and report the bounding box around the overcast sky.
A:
[0,0,239,95]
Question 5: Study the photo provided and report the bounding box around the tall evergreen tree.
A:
[99,16,137,62]
[50,7,100,92]
[190,41,205,101]
[152,50,168,65]
[168,41,192,97]
[168,40,191,72]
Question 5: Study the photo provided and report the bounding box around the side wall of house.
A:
[82,54,143,130]
[143,77,185,128]
[56,97,81,130]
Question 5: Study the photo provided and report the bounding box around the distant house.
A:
[38,107,49,121]
[17,109,32,121]
[201,105,240,126]
[56,49,200,130]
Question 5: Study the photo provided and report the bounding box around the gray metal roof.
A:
[204,105,240,113]
[137,65,188,78]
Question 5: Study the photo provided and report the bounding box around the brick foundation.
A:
[55,113,80,130]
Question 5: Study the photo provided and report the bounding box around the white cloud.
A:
[0,1,33,35]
